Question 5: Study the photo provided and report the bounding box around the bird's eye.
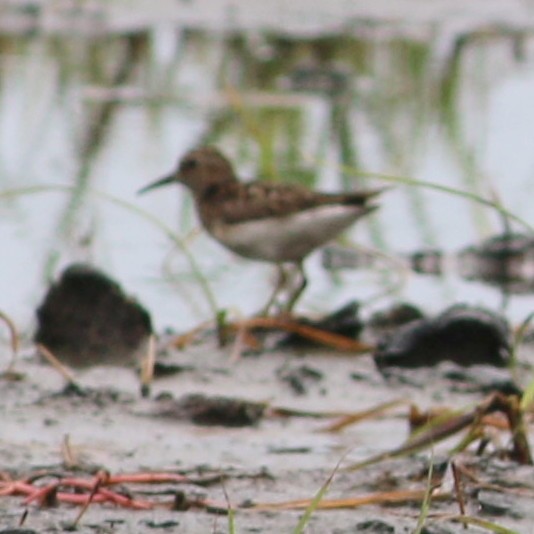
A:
[180,158,198,172]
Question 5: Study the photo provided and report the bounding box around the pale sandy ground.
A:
[1,337,533,533]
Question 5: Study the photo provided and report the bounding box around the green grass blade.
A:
[413,454,434,534]
[292,454,346,534]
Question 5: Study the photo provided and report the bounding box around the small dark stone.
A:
[60,382,89,397]
[354,519,395,532]
[277,364,323,395]
[172,490,190,511]
[34,263,152,367]
[151,361,193,377]
[374,304,510,369]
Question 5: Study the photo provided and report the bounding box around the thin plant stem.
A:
[342,168,534,234]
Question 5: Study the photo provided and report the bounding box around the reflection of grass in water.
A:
[360,39,439,249]
[203,90,310,184]
[43,34,149,279]
[437,32,519,238]
[194,30,531,299]
[215,31,525,246]
[0,185,219,318]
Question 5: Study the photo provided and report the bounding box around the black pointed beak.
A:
[138,174,175,195]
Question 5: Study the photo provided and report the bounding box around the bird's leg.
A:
[284,261,307,313]
[259,264,287,316]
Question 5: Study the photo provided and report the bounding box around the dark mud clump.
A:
[374,304,510,369]
[152,393,266,426]
[34,263,152,368]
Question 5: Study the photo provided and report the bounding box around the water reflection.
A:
[1,5,534,335]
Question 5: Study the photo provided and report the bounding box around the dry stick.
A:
[320,399,408,433]
[139,334,156,398]
[61,434,77,468]
[450,462,467,529]
[251,488,451,511]
[229,319,250,363]
[70,473,106,528]
[107,472,194,485]
[357,392,532,473]
[231,316,373,352]
[36,344,82,390]
[270,406,346,418]
[344,410,476,472]
[169,319,214,349]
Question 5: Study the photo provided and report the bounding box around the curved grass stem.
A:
[343,168,534,234]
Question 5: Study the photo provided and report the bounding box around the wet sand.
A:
[1,335,533,533]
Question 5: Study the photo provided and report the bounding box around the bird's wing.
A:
[204,182,379,225]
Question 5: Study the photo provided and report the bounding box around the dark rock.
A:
[374,304,510,369]
[34,263,152,367]
[276,364,323,395]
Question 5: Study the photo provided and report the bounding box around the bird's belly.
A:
[209,205,367,263]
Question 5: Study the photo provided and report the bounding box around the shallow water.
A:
[2,1,534,336]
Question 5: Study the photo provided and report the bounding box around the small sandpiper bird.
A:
[139,147,382,313]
